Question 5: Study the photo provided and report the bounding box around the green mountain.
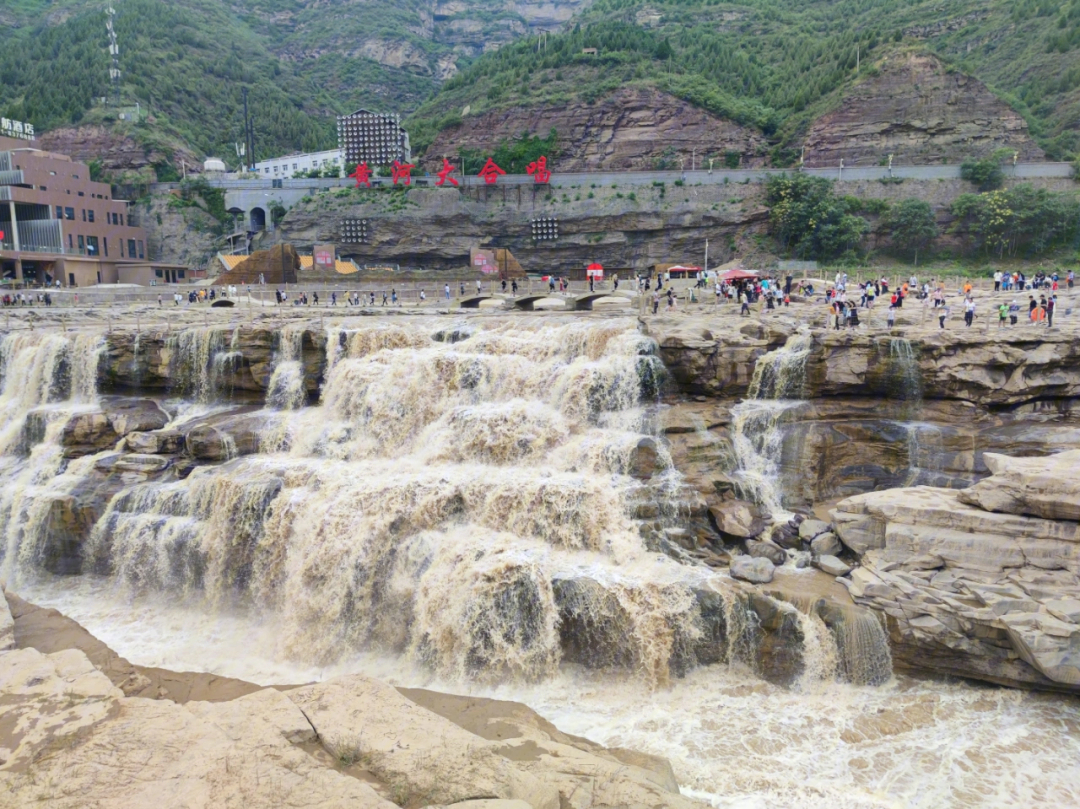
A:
[1,0,1078,172]
[407,0,1080,161]
[0,0,570,170]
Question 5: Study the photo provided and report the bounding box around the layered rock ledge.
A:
[0,591,702,808]
[832,450,1080,693]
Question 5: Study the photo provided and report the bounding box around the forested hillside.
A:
[2,0,1079,171]
[0,0,337,162]
[0,0,570,170]
[407,0,1080,162]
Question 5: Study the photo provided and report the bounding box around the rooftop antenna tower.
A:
[106,4,121,106]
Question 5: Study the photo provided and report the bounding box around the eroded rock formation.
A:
[422,87,769,172]
[652,316,1080,512]
[802,53,1044,168]
[281,182,767,274]
[832,451,1080,692]
[0,590,702,808]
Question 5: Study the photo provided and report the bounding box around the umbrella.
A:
[587,262,603,271]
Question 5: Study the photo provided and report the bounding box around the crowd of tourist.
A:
[1,291,54,306]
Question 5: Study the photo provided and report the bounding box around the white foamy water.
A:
[18,577,1080,809]
[5,317,1080,809]
[729,331,813,520]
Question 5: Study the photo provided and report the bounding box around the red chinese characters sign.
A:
[435,158,458,187]
[477,158,505,185]
[391,160,416,186]
[350,162,372,187]
[526,156,551,184]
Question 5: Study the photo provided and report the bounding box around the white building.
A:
[253,148,344,179]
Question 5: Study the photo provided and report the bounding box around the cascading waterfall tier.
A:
[0,330,104,581]
[729,330,813,519]
[1,318,891,689]
[884,337,922,403]
[166,326,242,403]
[266,325,307,410]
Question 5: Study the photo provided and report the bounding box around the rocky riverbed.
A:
[645,299,1080,693]
[0,591,696,808]
[0,295,1079,806]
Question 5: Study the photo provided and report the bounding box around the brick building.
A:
[0,134,169,287]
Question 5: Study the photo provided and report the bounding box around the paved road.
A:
[156,159,1075,199]
[153,161,1076,220]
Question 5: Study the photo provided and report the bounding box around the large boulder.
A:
[398,688,701,808]
[730,556,775,584]
[0,646,394,808]
[958,450,1080,521]
[25,398,171,459]
[810,532,842,557]
[834,471,1080,694]
[746,539,787,566]
[798,519,830,540]
[104,397,170,435]
[182,408,276,461]
[813,554,852,577]
[627,437,663,480]
[125,429,184,454]
[58,410,119,457]
[710,499,765,538]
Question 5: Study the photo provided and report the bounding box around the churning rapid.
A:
[6,316,875,687]
[2,316,1079,808]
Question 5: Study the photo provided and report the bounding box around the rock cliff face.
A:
[652,312,1080,692]
[802,53,1044,168]
[133,192,223,270]
[422,88,769,172]
[37,125,200,179]
[281,182,766,273]
[652,318,1080,509]
[832,452,1080,693]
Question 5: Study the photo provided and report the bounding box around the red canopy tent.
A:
[586,262,604,279]
[720,267,758,281]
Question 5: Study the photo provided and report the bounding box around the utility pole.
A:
[242,88,255,171]
[106,5,121,106]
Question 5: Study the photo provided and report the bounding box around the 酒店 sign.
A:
[0,119,34,141]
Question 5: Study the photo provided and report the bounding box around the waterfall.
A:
[19,319,703,683]
[167,327,239,403]
[791,606,840,686]
[834,608,893,685]
[0,331,104,581]
[771,593,892,688]
[884,337,922,403]
[0,318,891,689]
[729,331,812,519]
[901,421,944,486]
[0,331,103,453]
[747,331,812,400]
[266,325,307,410]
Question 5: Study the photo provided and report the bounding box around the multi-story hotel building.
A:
[0,134,170,287]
